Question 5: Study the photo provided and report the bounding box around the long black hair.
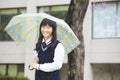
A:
[34,18,57,51]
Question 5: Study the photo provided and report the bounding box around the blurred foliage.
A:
[0,74,29,80]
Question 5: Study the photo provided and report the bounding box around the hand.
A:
[32,63,37,69]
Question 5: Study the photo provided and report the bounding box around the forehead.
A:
[41,24,52,27]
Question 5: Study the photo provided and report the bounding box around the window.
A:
[92,1,120,39]
[38,5,69,20]
[0,64,24,77]
[0,65,6,75]
[0,8,26,41]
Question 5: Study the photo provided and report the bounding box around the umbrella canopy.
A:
[5,13,80,54]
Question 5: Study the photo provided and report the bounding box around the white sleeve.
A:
[34,50,38,57]
[37,43,65,72]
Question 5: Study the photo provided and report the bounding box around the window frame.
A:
[0,64,24,77]
[0,8,26,41]
[92,1,120,39]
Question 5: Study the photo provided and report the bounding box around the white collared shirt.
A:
[34,38,65,72]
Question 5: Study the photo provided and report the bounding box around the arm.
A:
[29,51,39,70]
[33,50,39,63]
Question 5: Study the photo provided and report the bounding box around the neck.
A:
[44,38,49,41]
[44,36,52,41]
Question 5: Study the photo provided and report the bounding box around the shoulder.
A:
[57,42,63,47]
[55,42,65,56]
[56,42,64,50]
[56,40,63,46]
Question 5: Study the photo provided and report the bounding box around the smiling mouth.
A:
[43,33,49,35]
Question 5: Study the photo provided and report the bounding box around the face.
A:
[41,24,53,41]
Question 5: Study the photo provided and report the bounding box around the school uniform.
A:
[34,38,64,80]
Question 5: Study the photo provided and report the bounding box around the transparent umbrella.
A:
[5,12,80,54]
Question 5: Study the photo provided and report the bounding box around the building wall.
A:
[83,0,120,80]
[0,42,25,63]
[0,0,69,80]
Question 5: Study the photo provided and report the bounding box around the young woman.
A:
[32,18,65,80]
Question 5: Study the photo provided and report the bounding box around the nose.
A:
[43,27,48,32]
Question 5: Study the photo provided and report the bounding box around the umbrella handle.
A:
[28,65,34,70]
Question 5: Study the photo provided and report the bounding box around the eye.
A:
[47,26,51,29]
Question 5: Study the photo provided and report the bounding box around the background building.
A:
[0,0,69,80]
[0,0,120,80]
[84,1,120,80]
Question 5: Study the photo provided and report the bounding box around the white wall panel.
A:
[0,0,26,8]
[0,42,25,63]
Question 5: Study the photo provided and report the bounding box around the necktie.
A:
[42,42,47,49]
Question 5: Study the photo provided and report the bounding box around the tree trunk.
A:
[65,0,89,80]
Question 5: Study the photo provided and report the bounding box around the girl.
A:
[32,18,65,80]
